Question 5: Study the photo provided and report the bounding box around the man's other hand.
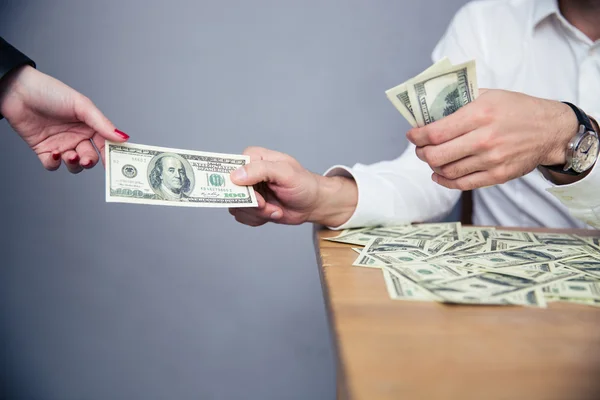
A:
[406,89,578,190]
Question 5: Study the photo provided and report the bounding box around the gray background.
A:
[0,1,467,399]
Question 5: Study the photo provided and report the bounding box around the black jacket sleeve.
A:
[0,36,36,119]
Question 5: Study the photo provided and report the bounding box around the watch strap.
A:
[562,101,594,132]
[543,102,595,175]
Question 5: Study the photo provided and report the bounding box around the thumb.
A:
[75,95,129,142]
[230,160,293,187]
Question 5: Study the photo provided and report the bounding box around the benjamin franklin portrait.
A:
[148,153,195,201]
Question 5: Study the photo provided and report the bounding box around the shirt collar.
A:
[532,0,560,30]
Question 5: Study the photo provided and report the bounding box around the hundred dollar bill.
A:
[542,275,600,300]
[545,296,600,307]
[324,226,416,246]
[426,268,579,300]
[385,262,465,286]
[385,57,452,127]
[448,244,585,269]
[106,141,258,208]
[401,222,463,241]
[363,237,430,254]
[488,239,531,251]
[486,230,538,243]
[575,235,600,252]
[406,59,478,127]
[556,255,600,279]
[353,250,432,267]
[324,223,461,246]
[529,232,591,247]
[382,269,435,302]
[431,287,547,307]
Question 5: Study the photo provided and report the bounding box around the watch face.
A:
[572,132,600,173]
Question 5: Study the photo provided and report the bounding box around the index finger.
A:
[406,98,482,147]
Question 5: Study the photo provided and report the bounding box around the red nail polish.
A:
[52,152,61,161]
[83,160,93,168]
[115,128,130,140]
[69,155,79,164]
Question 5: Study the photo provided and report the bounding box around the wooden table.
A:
[313,226,600,400]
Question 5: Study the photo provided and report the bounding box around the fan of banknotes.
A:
[385,57,478,127]
[326,222,600,308]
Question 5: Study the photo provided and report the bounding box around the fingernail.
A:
[51,152,61,161]
[68,155,80,164]
[115,128,130,140]
[231,167,247,182]
[82,159,93,168]
[432,174,438,183]
[270,211,282,219]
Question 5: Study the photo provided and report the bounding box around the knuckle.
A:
[439,164,458,179]
[275,161,294,180]
[475,131,494,151]
[78,94,92,106]
[406,128,418,143]
[455,180,471,191]
[477,104,495,125]
[428,130,445,145]
[422,148,441,167]
[487,149,504,165]
[490,167,507,183]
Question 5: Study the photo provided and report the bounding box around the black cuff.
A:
[0,37,36,120]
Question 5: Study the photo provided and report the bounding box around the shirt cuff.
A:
[545,160,600,228]
[322,164,410,230]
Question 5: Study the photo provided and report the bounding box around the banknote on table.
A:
[382,269,435,302]
[321,222,600,308]
[105,141,258,208]
[324,222,461,246]
[425,268,580,304]
[545,296,600,307]
[445,244,585,269]
[542,275,600,300]
[556,255,600,279]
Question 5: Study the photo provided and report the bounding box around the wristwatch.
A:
[543,102,600,175]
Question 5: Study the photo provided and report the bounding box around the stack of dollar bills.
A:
[385,57,478,127]
[325,222,600,308]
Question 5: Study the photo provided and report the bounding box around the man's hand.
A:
[0,65,129,173]
[229,147,357,227]
[406,89,578,190]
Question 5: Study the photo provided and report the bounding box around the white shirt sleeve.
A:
[324,145,462,230]
[323,4,489,230]
[545,112,600,229]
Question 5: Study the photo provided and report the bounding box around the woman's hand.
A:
[0,65,129,173]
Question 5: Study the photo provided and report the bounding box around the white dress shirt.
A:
[326,0,600,230]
